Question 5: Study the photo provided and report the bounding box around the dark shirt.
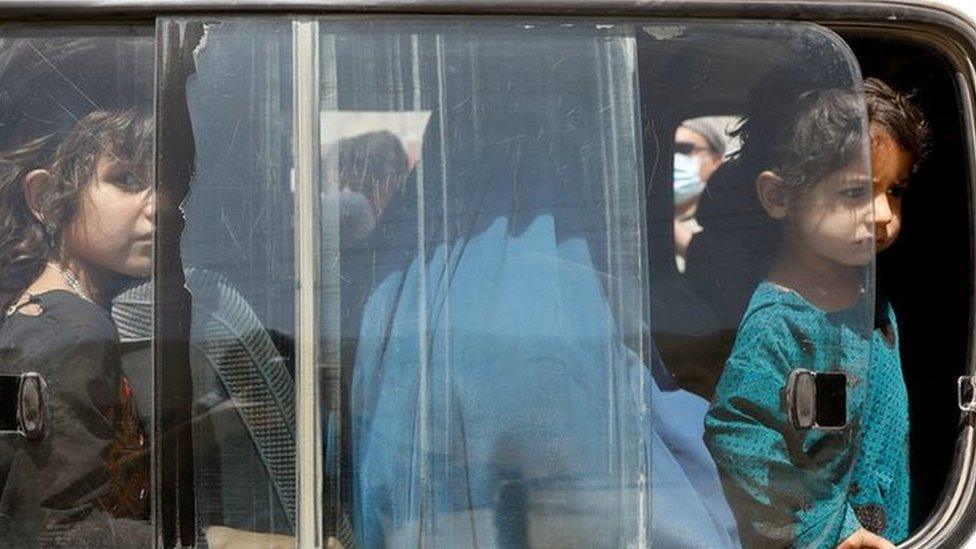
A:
[0,290,151,548]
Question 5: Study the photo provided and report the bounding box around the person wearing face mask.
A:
[327,130,411,249]
[674,117,729,272]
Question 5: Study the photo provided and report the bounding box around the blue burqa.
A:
[347,130,740,548]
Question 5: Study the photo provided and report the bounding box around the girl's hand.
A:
[205,526,346,549]
[836,528,896,549]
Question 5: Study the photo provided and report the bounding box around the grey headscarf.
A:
[681,116,729,157]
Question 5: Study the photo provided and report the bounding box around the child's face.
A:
[871,128,913,253]
[64,156,154,279]
[787,159,876,268]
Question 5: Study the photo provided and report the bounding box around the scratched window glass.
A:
[333,21,875,549]
[647,23,879,549]
[117,20,299,546]
[146,17,877,549]
[325,21,648,548]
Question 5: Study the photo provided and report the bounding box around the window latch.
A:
[958,376,976,413]
[785,369,848,430]
[0,373,46,439]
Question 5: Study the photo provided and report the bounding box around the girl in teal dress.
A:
[704,78,928,549]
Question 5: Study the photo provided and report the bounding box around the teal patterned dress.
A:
[704,282,909,548]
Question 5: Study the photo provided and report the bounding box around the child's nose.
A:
[143,189,156,219]
[874,193,893,226]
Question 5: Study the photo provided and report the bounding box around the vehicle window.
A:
[0,11,968,549]
[157,16,878,549]
[644,23,887,548]
[321,21,649,548]
[164,19,299,544]
[0,26,155,546]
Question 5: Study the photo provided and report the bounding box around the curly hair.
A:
[864,76,930,171]
[330,130,409,220]
[733,86,868,191]
[733,78,929,190]
[0,109,153,310]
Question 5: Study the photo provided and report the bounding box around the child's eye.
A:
[838,187,868,199]
[888,185,908,198]
[111,171,150,192]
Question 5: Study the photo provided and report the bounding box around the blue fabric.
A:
[847,297,909,543]
[648,349,742,547]
[705,282,907,548]
[348,135,739,548]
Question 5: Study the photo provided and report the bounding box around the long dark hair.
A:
[864,76,930,170]
[0,35,152,310]
[732,86,866,193]
[0,111,153,307]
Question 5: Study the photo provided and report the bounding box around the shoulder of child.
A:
[738,282,821,338]
[39,292,116,341]
[724,283,825,376]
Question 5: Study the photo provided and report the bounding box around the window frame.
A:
[0,2,973,548]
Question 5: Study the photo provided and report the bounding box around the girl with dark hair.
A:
[704,79,928,549]
[0,35,154,546]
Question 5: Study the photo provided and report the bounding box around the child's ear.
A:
[21,169,54,224]
[755,170,790,220]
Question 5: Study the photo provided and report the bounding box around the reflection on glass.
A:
[321,111,430,249]
[324,20,872,549]
[158,20,298,545]
[331,21,651,548]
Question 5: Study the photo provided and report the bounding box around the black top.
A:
[0,290,151,547]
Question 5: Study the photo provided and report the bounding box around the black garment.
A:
[0,290,151,548]
[114,270,300,544]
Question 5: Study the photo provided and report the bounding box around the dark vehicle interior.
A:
[847,31,972,529]
[642,23,973,534]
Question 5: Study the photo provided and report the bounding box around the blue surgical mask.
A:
[325,188,377,247]
[673,153,705,206]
